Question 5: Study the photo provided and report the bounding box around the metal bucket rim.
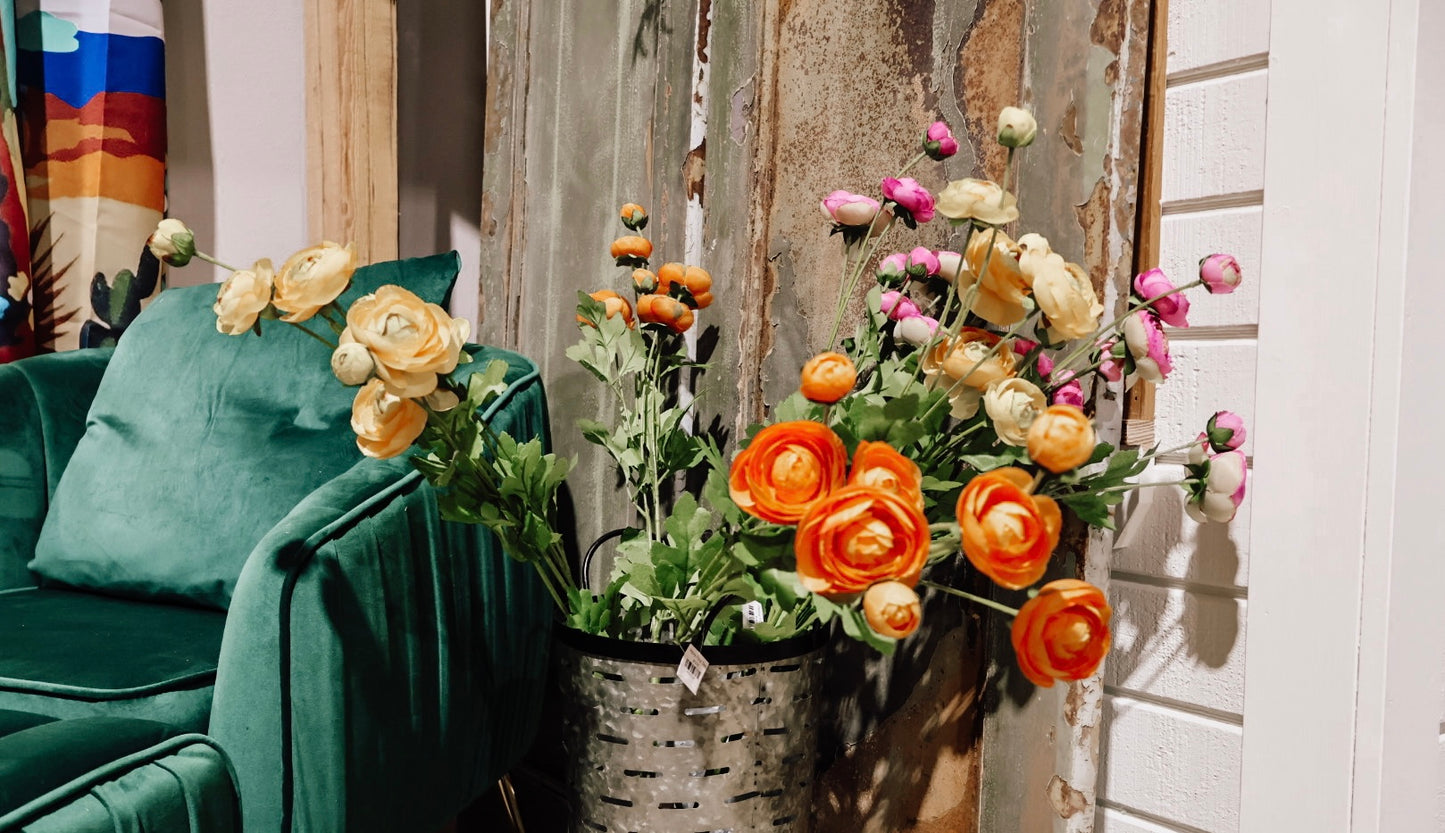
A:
[554,624,827,667]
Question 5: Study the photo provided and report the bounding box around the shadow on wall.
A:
[397,1,486,321]
[160,1,213,288]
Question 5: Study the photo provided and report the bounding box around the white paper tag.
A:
[741,601,765,628]
[677,644,709,694]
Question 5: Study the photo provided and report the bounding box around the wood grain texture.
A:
[304,0,398,261]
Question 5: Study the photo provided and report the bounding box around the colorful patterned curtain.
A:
[0,0,165,359]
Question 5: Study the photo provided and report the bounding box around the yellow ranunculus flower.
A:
[213,259,274,336]
[921,328,1017,419]
[350,379,427,459]
[341,284,469,399]
[964,230,1030,326]
[273,242,356,323]
[935,178,1020,227]
[983,377,1047,447]
[1035,262,1104,342]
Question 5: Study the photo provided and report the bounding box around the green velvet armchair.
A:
[0,254,554,832]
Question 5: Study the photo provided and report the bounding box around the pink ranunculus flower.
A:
[1052,373,1086,408]
[1205,410,1247,452]
[1187,449,1247,523]
[1121,310,1173,383]
[820,190,882,227]
[895,314,939,347]
[879,290,921,321]
[1097,339,1124,382]
[1011,340,1055,377]
[876,252,908,284]
[1133,268,1190,328]
[924,121,959,160]
[1199,253,1242,294]
[881,177,935,225]
[905,246,941,278]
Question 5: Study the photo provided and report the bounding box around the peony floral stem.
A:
[827,212,895,349]
[922,580,1019,617]
[1095,479,1199,495]
[285,321,337,350]
[193,251,241,273]
[1054,279,1206,374]
[896,150,928,178]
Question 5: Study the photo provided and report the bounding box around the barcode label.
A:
[742,601,765,628]
[677,644,709,694]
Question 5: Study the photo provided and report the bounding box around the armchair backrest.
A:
[25,253,461,609]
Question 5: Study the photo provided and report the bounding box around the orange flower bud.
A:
[795,486,929,598]
[1011,579,1112,687]
[863,581,922,639]
[956,467,1062,590]
[799,352,857,404]
[619,203,648,230]
[1027,405,1096,473]
[728,421,847,525]
[631,268,659,293]
[610,235,653,264]
[847,441,923,510]
[577,289,634,328]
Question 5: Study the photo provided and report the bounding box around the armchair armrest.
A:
[0,349,113,589]
[210,356,554,833]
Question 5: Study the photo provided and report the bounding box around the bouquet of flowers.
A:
[152,104,1246,689]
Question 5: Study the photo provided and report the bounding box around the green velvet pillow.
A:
[29,252,461,609]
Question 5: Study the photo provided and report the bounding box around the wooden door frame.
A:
[302,0,399,263]
[1239,0,1445,829]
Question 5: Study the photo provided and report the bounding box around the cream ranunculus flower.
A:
[213,259,274,336]
[935,178,1020,227]
[984,377,1048,446]
[1034,262,1104,341]
[330,342,375,385]
[422,387,461,412]
[148,218,196,266]
[351,378,428,459]
[921,328,1018,419]
[965,230,1030,326]
[273,242,356,323]
[342,284,470,398]
[996,106,1038,148]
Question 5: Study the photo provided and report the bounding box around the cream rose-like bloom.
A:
[213,259,274,336]
[1035,262,1104,341]
[936,178,1020,227]
[273,242,357,323]
[342,284,470,398]
[922,329,1018,419]
[330,342,375,385]
[351,378,428,459]
[984,377,1047,446]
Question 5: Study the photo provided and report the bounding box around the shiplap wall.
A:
[1097,2,1266,831]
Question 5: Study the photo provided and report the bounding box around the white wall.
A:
[162,1,308,286]
[1097,1,1267,830]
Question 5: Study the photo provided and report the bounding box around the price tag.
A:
[741,601,765,628]
[676,644,709,694]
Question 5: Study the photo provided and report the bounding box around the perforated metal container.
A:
[555,628,825,833]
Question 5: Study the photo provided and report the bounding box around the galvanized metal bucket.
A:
[555,626,825,833]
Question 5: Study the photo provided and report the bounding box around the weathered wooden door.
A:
[479,2,1150,829]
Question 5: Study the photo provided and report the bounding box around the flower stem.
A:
[917,311,1040,425]
[285,321,337,350]
[1095,479,1199,494]
[896,150,928,178]
[922,580,1019,617]
[194,251,241,273]
[826,214,895,349]
[1054,279,1206,374]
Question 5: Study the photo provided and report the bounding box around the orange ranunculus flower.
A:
[1027,405,1097,473]
[847,441,923,509]
[729,421,847,525]
[799,351,856,403]
[610,235,653,262]
[654,262,713,309]
[956,467,1062,589]
[351,379,428,459]
[794,486,929,598]
[863,580,922,639]
[577,289,634,328]
[1011,579,1112,687]
[656,262,684,291]
[635,294,693,333]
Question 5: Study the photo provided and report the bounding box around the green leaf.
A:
[837,604,897,655]
[1057,492,1118,529]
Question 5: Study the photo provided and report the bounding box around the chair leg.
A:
[498,774,526,833]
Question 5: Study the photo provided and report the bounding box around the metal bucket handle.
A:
[580,527,629,590]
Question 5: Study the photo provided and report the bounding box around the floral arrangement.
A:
[151,103,1247,688]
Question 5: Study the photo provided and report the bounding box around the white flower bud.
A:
[331,342,376,386]
[996,107,1038,149]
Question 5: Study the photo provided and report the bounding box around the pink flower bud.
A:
[1187,449,1247,523]
[1133,268,1190,328]
[1205,410,1247,452]
[879,290,921,321]
[906,246,940,277]
[881,177,935,225]
[1121,310,1173,382]
[1199,253,1242,295]
[1052,378,1085,408]
[896,314,939,347]
[876,252,909,285]
[820,190,883,227]
[924,121,959,160]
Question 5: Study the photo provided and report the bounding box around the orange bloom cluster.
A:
[956,467,1061,590]
[589,203,713,335]
[729,423,927,639]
